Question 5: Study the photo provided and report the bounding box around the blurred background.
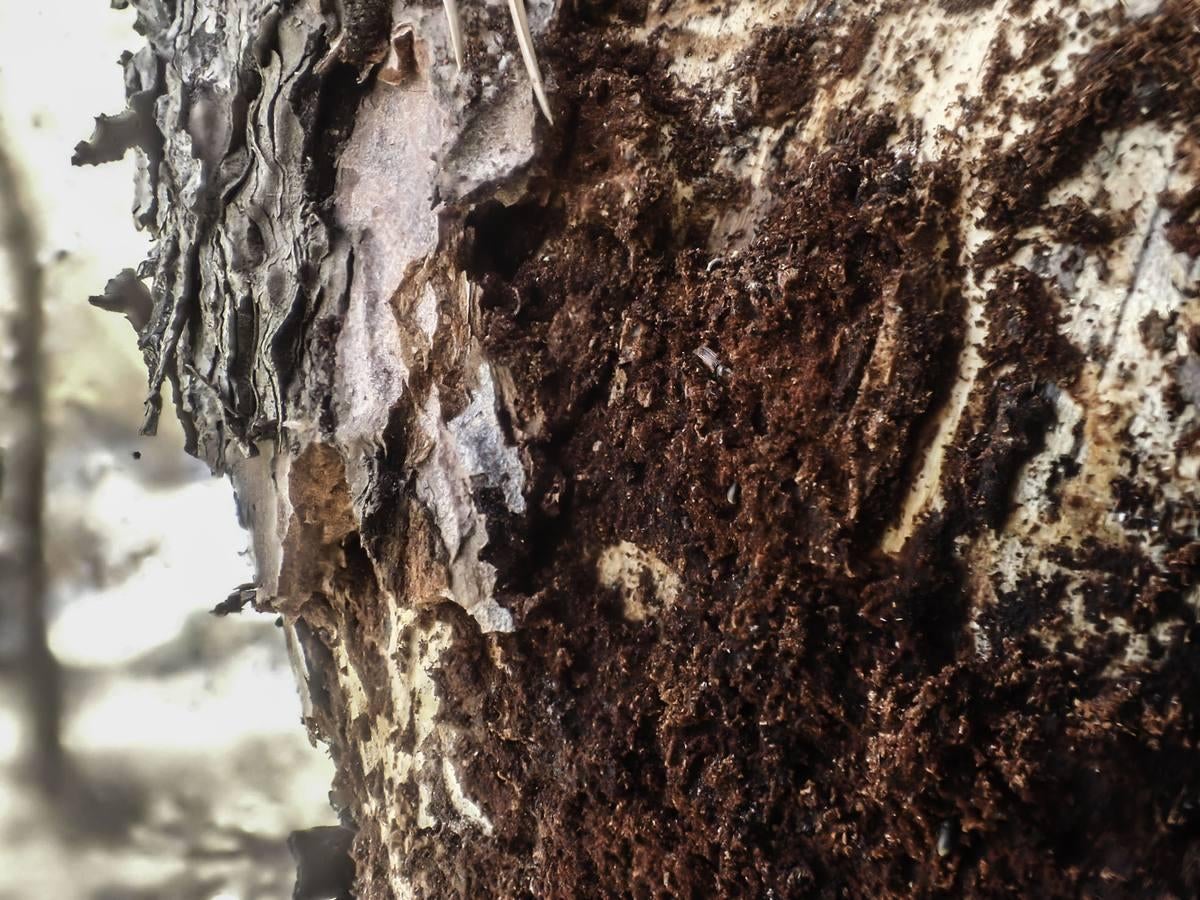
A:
[0,3,335,897]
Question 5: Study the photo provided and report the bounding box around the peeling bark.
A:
[84,0,1200,896]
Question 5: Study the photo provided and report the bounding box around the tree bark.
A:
[81,0,1200,896]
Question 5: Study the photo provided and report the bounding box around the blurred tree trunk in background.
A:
[0,133,61,795]
[80,0,1200,896]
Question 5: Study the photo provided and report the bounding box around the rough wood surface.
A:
[83,0,1200,895]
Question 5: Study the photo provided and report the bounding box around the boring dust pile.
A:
[79,0,1200,895]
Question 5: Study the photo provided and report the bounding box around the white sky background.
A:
[0,2,335,897]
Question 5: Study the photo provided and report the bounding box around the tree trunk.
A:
[80,0,1200,895]
[0,130,62,795]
